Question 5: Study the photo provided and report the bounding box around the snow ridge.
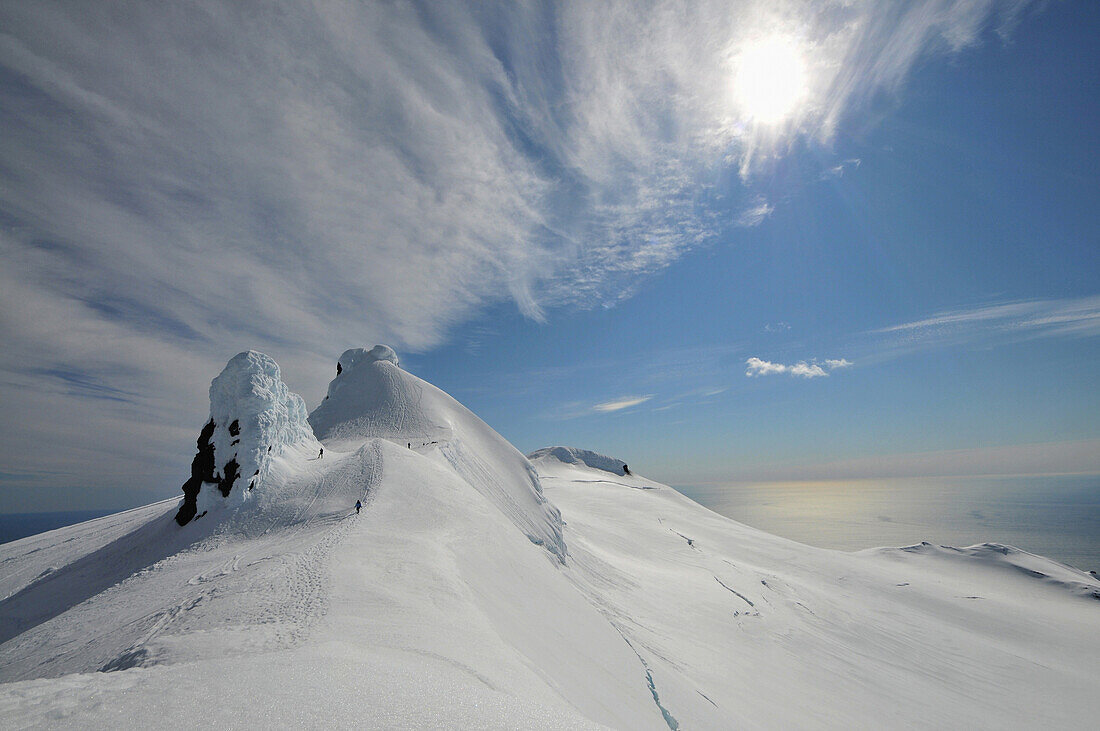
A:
[310,347,567,558]
[867,541,1100,602]
[528,446,629,476]
[310,346,566,562]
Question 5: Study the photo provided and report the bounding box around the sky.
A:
[1,0,1097,512]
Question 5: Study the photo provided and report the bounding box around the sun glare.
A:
[735,36,808,125]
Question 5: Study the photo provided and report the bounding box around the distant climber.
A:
[318,447,324,459]
[623,464,631,475]
[355,499,362,514]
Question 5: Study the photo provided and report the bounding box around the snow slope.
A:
[532,449,1100,728]
[1,352,1098,728]
[309,346,565,561]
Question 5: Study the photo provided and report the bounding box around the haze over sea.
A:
[676,474,1100,574]
[0,510,115,546]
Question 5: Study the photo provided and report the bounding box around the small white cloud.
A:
[745,357,789,377]
[746,356,851,379]
[820,158,862,180]
[593,395,652,412]
[735,198,774,227]
[764,322,791,333]
[824,358,852,369]
[789,362,828,378]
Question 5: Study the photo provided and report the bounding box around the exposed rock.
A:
[175,420,217,526]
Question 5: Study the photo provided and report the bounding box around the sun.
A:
[735,35,808,125]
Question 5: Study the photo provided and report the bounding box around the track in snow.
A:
[0,442,384,681]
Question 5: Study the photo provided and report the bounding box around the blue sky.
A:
[1,1,1097,511]
[409,2,1100,487]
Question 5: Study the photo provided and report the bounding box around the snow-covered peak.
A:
[309,346,566,561]
[528,446,630,476]
[337,344,399,374]
[175,351,318,525]
[310,345,435,445]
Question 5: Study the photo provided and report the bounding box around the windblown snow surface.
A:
[1,349,1097,729]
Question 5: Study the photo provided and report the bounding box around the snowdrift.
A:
[1,348,1098,728]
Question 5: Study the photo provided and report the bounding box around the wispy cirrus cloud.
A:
[543,394,654,420]
[735,197,774,227]
[593,395,653,413]
[820,158,862,180]
[771,297,1100,378]
[824,359,853,370]
[875,296,1100,345]
[744,297,1099,383]
[746,357,852,379]
[0,0,1042,508]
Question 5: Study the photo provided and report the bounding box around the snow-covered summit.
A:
[337,344,399,373]
[175,350,318,525]
[309,346,566,561]
[528,446,630,476]
[310,345,431,445]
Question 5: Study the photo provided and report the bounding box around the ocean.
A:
[0,510,116,546]
[675,474,1100,573]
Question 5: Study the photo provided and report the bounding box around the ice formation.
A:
[175,351,318,525]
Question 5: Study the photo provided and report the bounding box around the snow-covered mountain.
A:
[1,348,1097,729]
[309,345,564,561]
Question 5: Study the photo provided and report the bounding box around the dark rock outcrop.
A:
[218,458,240,498]
[175,420,217,526]
[174,422,244,524]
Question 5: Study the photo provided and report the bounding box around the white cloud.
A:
[542,393,654,420]
[820,158,862,180]
[735,198,774,227]
[593,395,653,412]
[746,358,792,377]
[746,357,852,378]
[789,362,829,378]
